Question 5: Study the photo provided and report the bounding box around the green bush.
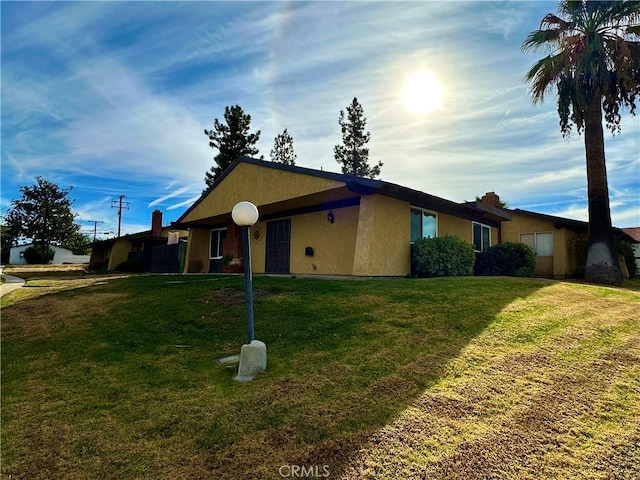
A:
[412,235,475,277]
[23,245,55,264]
[474,242,535,277]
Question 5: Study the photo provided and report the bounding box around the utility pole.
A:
[111,195,130,237]
[84,220,105,242]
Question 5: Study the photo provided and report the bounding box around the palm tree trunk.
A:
[583,96,623,285]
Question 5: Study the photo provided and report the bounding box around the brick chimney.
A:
[152,210,163,237]
[480,192,500,208]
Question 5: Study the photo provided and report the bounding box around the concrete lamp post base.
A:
[234,340,267,382]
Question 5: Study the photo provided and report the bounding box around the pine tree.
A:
[203,105,261,188]
[270,129,297,165]
[334,97,382,178]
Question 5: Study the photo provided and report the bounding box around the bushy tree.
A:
[23,245,55,265]
[1,221,19,264]
[334,97,382,178]
[412,235,475,277]
[270,128,297,165]
[522,1,640,285]
[62,232,92,255]
[474,242,536,277]
[204,105,262,187]
[5,177,81,253]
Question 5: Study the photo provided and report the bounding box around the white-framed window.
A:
[410,208,437,242]
[209,228,227,259]
[473,222,491,252]
[520,232,553,256]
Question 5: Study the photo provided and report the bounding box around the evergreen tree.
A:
[5,177,81,254]
[270,128,297,165]
[334,97,382,178]
[203,105,261,187]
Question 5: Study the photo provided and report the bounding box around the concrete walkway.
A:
[0,267,26,298]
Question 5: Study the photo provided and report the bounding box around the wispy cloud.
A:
[1,0,638,234]
[149,186,192,208]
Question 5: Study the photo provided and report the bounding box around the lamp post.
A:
[231,201,259,343]
[231,201,265,381]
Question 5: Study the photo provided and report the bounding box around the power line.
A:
[82,220,105,242]
[111,195,130,237]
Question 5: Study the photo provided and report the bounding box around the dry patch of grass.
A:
[341,283,640,479]
[4,293,127,340]
[1,266,131,306]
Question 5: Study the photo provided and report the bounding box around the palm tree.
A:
[522,0,640,286]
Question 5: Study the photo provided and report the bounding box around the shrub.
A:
[23,245,55,264]
[474,242,535,277]
[413,235,475,277]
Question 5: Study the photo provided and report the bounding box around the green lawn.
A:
[1,273,639,479]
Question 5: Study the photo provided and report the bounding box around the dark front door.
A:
[265,219,291,274]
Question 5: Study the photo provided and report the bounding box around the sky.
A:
[1,0,639,240]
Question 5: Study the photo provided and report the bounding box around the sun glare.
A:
[402,70,443,115]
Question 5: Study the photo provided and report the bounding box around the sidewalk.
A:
[1,267,26,297]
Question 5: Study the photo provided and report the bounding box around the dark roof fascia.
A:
[369,182,502,228]
[462,201,513,221]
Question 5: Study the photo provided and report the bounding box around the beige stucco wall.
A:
[291,206,360,275]
[184,228,211,273]
[108,239,132,270]
[353,195,411,276]
[501,214,577,278]
[181,163,344,223]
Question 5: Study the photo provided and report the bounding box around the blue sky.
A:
[2,1,639,239]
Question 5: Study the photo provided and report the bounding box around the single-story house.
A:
[174,157,634,279]
[90,210,188,272]
[9,243,90,265]
[621,227,640,272]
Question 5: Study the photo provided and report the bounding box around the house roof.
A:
[621,227,640,243]
[507,208,589,231]
[175,156,503,227]
[462,201,513,222]
[509,208,635,240]
[92,228,187,247]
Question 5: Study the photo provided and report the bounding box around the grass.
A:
[1,271,639,479]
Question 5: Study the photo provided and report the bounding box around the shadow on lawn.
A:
[201,276,549,479]
[1,274,550,480]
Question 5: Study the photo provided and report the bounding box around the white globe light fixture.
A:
[231,201,265,382]
[232,201,259,227]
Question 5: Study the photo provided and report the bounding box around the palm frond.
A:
[525,49,573,102]
[540,13,572,30]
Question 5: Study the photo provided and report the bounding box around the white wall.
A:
[9,244,90,265]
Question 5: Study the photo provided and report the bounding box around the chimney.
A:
[152,210,163,237]
[481,192,500,208]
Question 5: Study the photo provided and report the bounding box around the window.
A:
[473,222,491,252]
[210,228,227,259]
[411,208,437,242]
[520,232,553,256]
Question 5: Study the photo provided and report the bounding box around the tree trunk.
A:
[583,96,623,286]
